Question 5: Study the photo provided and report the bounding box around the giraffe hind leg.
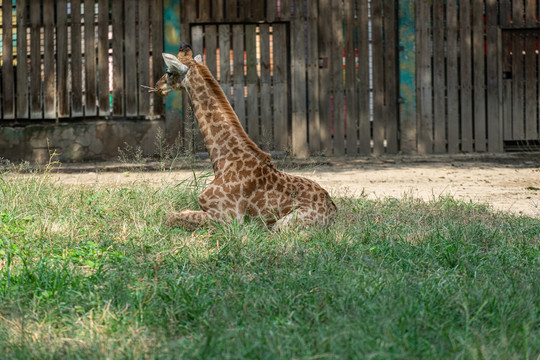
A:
[166,209,211,230]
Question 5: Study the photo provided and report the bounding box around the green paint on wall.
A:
[163,1,182,113]
[398,0,416,152]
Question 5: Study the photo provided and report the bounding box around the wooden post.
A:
[291,0,308,157]
[16,0,28,118]
[2,1,15,119]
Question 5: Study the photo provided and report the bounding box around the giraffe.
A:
[154,43,337,230]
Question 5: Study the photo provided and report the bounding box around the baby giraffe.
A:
[154,43,337,230]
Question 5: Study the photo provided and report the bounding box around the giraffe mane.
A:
[195,63,272,163]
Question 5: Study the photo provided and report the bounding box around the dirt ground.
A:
[42,153,540,219]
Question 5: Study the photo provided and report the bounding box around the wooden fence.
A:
[0,0,164,121]
[2,1,540,157]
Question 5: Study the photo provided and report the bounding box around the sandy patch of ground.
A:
[34,154,540,218]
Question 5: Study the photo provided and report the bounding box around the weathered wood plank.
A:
[71,0,83,117]
[460,0,473,152]
[526,0,537,27]
[97,0,109,116]
[259,24,272,150]
[152,0,164,116]
[43,0,56,119]
[226,0,237,21]
[525,32,537,139]
[500,0,511,28]
[291,0,308,157]
[511,32,524,140]
[246,24,259,144]
[57,0,69,118]
[512,0,525,28]
[273,24,289,151]
[125,0,137,117]
[318,0,332,154]
[205,25,218,77]
[432,0,445,153]
[213,0,224,21]
[138,0,150,115]
[191,25,205,151]
[280,0,290,20]
[84,0,97,116]
[357,0,370,154]
[383,0,398,154]
[446,0,459,153]
[30,0,41,118]
[371,0,385,154]
[218,24,232,104]
[2,0,15,119]
[199,0,210,21]
[417,0,433,153]
[307,4,320,153]
[267,0,277,22]
[232,24,246,129]
[473,0,486,151]
[501,31,512,141]
[250,0,264,21]
[344,0,357,155]
[112,0,124,116]
[16,0,28,118]
[486,0,502,152]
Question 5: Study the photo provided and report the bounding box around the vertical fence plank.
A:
[2,1,15,119]
[291,0,308,157]
[259,24,272,149]
[344,0,357,155]
[205,25,217,77]
[486,0,502,152]
[84,0,97,116]
[226,0,237,21]
[432,0,445,153]
[273,23,289,151]
[280,0,290,20]
[383,0,398,153]
[318,0,332,154]
[219,24,232,104]
[250,1,264,21]
[16,0,28,118]
[191,25,205,151]
[43,0,55,119]
[473,0,486,151]
[57,0,69,118]
[30,0,41,118]
[307,4,320,153]
[417,0,432,153]
[112,0,124,116]
[138,0,150,115]
[372,0,385,154]
[330,0,344,155]
[525,32,537,140]
[511,32,524,140]
[98,0,109,116]
[460,0,473,152]
[125,0,137,117]
[357,0,370,154]
[71,0,83,117]
[213,0,224,21]
[526,0,538,139]
[267,0,277,22]
[246,24,259,144]
[232,24,246,129]
[199,0,210,21]
[502,31,512,140]
[152,0,164,116]
[446,0,459,153]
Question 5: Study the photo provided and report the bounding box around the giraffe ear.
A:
[162,53,188,74]
[194,54,203,64]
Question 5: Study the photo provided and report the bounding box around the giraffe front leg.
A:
[166,209,211,230]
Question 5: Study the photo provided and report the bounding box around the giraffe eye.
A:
[166,70,172,76]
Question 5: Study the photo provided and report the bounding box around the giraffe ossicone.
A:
[154,42,337,230]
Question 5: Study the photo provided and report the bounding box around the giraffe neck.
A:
[185,65,268,174]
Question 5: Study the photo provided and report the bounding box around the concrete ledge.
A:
[0,119,170,163]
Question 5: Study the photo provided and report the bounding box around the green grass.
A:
[0,170,539,359]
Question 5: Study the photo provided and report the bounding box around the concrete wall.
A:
[0,119,169,163]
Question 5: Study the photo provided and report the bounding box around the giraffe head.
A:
[154,42,203,96]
